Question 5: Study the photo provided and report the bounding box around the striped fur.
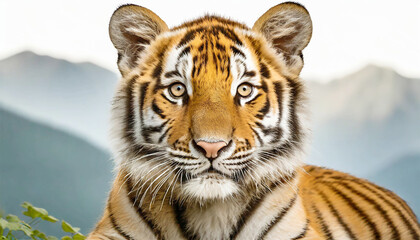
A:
[89,2,420,240]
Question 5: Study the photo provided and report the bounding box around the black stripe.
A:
[331,176,418,221]
[226,57,231,79]
[177,27,204,47]
[215,42,226,51]
[164,70,182,79]
[152,100,166,118]
[195,62,202,77]
[225,152,253,160]
[273,82,283,123]
[249,124,263,146]
[213,52,218,71]
[214,26,243,46]
[253,122,282,145]
[229,192,270,239]
[243,71,256,78]
[257,194,297,239]
[125,176,163,239]
[158,126,172,143]
[346,178,420,239]
[259,79,269,93]
[255,96,270,119]
[324,182,381,239]
[143,120,168,133]
[152,61,163,80]
[316,189,357,240]
[338,181,401,240]
[117,53,122,65]
[139,82,151,143]
[341,179,419,239]
[197,43,205,52]
[306,166,316,173]
[259,62,270,78]
[291,220,309,240]
[142,120,169,143]
[173,201,199,240]
[108,204,134,240]
[178,46,191,60]
[139,82,150,126]
[191,56,197,77]
[285,78,302,146]
[230,175,296,239]
[311,204,334,240]
[152,44,169,93]
[268,78,303,157]
[123,76,139,143]
[161,93,177,104]
[169,153,198,160]
[230,45,245,58]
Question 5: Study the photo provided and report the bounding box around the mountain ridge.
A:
[307,64,420,176]
[0,105,112,236]
[308,64,420,125]
[0,50,118,148]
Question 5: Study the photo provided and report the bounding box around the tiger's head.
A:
[109,2,312,202]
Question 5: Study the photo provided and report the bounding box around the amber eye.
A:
[237,83,253,97]
[169,83,186,97]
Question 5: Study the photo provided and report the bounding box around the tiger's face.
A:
[109,3,312,202]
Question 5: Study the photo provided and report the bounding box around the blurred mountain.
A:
[307,65,420,176]
[0,51,118,149]
[368,154,420,217]
[0,106,112,236]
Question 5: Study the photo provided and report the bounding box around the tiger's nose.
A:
[196,141,228,158]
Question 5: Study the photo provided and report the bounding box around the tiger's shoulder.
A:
[298,165,420,239]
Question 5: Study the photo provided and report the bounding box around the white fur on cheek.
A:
[181,174,240,200]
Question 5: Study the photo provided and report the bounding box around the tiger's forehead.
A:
[154,18,261,96]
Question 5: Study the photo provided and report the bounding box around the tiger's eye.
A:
[237,83,253,97]
[169,83,186,97]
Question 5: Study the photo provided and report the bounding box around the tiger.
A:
[88,2,420,240]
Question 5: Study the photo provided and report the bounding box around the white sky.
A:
[1,0,419,82]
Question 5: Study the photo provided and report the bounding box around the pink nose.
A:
[196,141,227,158]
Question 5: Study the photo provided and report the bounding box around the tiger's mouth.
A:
[197,167,232,179]
[180,170,241,200]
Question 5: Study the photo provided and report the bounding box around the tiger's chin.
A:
[180,173,240,201]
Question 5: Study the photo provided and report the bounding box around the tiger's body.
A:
[88,3,420,240]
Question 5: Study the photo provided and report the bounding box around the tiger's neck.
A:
[108,169,309,240]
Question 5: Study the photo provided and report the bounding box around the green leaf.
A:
[3,222,20,232]
[61,236,72,240]
[0,216,33,237]
[61,221,80,234]
[46,236,59,240]
[0,218,8,229]
[21,202,32,210]
[32,230,47,240]
[22,203,58,223]
[4,216,20,223]
[41,215,59,223]
[72,233,86,240]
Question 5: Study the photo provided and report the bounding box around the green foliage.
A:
[0,203,86,240]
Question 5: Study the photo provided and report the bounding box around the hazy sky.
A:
[1,0,419,81]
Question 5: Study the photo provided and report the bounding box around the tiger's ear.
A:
[109,5,168,76]
[253,2,312,75]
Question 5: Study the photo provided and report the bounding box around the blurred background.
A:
[1,0,419,236]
